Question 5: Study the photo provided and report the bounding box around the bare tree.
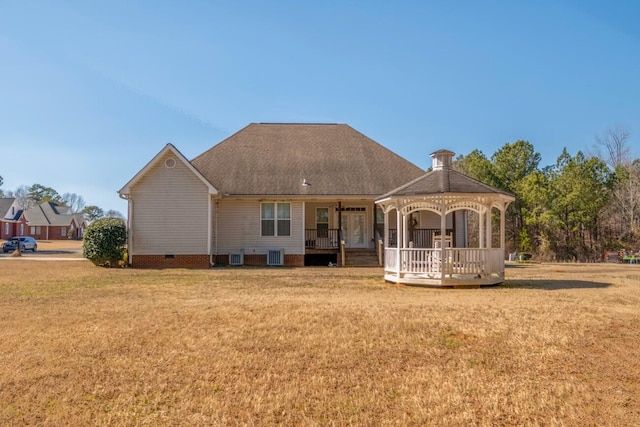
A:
[5,185,37,210]
[595,125,631,168]
[61,193,86,213]
[105,209,125,220]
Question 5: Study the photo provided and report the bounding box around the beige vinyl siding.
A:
[130,153,210,255]
[304,202,336,230]
[216,199,304,255]
[418,211,453,229]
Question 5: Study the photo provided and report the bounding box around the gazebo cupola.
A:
[431,149,454,170]
[375,149,515,287]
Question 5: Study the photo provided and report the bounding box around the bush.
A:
[518,252,533,262]
[83,217,127,267]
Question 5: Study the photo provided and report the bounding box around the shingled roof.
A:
[0,197,21,220]
[24,201,76,226]
[377,150,515,200]
[190,123,425,196]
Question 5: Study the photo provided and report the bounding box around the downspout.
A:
[208,194,213,267]
[212,198,219,266]
[119,193,133,266]
[128,197,133,266]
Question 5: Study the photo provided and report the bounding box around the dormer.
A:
[430,149,455,170]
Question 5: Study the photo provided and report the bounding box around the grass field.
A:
[0,259,639,426]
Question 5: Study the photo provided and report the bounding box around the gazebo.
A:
[375,149,515,287]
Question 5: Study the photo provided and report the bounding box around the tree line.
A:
[0,182,123,221]
[453,126,634,262]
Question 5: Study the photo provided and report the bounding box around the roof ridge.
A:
[257,122,342,125]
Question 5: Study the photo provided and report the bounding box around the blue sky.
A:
[1,1,639,215]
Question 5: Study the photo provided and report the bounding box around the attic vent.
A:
[165,157,176,168]
[229,251,244,266]
[267,249,284,266]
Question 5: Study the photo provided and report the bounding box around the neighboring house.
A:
[0,198,23,240]
[22,201,87,240]
[120,122,459,268]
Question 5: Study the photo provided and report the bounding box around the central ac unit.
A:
[229,250,244,266]
[267,249,284,266]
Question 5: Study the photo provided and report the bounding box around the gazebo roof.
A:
[376,149,515,202]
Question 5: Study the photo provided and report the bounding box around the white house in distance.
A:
[119,123,514,286]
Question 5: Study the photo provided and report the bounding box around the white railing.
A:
[385,248,397,270]
[385,248,505,276]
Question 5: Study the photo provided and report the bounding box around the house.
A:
[21,201,87,240]
[118,123,442,268]
[0,198,23,240]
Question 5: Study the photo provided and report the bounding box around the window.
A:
[316,207,329,237]
[376,206,384,225]
[30,226,41,235]
[61,227,67,237]
[261,202,290,236]
[4,223,8,235]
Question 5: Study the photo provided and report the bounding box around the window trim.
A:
[316,207,329,237]
[261,202,291,237]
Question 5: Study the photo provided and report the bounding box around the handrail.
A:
[305,228,340,249]
[384,247,503,276]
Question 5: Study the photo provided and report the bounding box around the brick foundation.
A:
[213,253,304,267]
[284,254,304,267]
[131,254,305,269]
[131,255,211,269]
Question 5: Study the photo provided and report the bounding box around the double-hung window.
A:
[316,207,329,238]
[261,202,290,236]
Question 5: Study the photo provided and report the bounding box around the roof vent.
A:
[165,157,176,168]
[430,149,455,170]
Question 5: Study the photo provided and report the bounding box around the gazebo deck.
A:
[383,247,506,287]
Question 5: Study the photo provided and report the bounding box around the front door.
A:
[342,211,367,248]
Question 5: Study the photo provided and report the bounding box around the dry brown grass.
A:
[0,261,639,426]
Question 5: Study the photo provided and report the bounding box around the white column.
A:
[500,204,505,250]
[396,208,402,279]
[440,199,447,285]
[479,210,485,249]
[384,209,389,248]
[402,214,409,248]
[486,206,492,249]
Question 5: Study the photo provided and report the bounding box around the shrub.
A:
[83,217,127,267]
